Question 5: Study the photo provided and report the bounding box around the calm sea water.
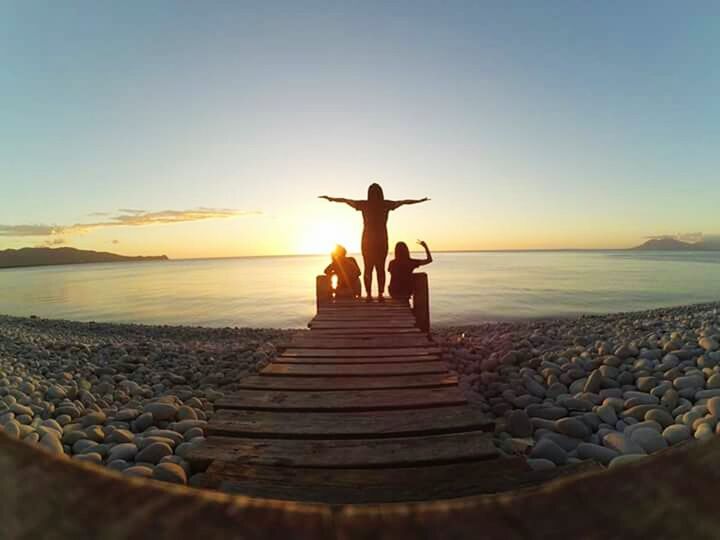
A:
[1,251,719,328]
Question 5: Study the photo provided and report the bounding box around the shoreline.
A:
[2,300,719,483]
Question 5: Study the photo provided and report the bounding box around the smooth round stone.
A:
[636,377,658,392]
[700,337,719,352]
[146,429,184,445]
[645,409,674,428]
[584,370,603,393]
[608,454,646,469]
[629,428,668,453]
[596,404,618,425]
[134,412,154,432]
[695,423,714,441]
[40,419,62,433]
[546,383,568,400]
[142,402,178,422]
[673,375,705,390]
[11,403,33,416]
[169,420,207,434]
[106,429,134,444]
[176,406,198,421]
[663,424,691,445]
[80,411,107,428]
[559,398,593,412]
[84,426,105,442]
[3,419,21,438]
[527,458,556,471]
[72,439,98,454]
[555,417,590,439]
[576,442,619,465]
[707,374,720,389]
[108,443,138,461]
[598,389,623,400]
[602,432,646,455]
[139,436,176,450]
[62,430,87,446]
[624,420,662,440]
[23,432,40,444]
[74,452,102,464]
[124,465,154,478]
[540,432,583,451]
[159,455,191,475]
[135,442,173,464]
[526,405,568,421]
[530,438,567,465]
[707,397,720,417]
[507,410,533,438]
[39,433,65,455]
[695,389,720,400]
[107,459,130,471]
[153,462,188,484]
[622,405,662,421]
[116,409,141,421]
[602,397,625,413]
[183,427,204,441]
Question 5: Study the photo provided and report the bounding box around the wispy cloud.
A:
[644,232,704,244]
[0,208,259,237]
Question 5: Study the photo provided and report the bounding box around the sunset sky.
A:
[2,2,719,258]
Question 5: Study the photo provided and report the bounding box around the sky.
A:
[1,1,719,258]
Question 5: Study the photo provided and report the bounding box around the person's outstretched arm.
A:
[416,240,433,266]
[387,197,430,210]
[318,195,363,209]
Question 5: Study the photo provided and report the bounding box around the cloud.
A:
[0,207,259,238]
[644,232,704,244]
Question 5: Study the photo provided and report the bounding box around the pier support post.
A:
[316,275,331,311]
[412,272,430,333]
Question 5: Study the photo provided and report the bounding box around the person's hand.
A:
[421,197,430,202]
[417,239,428,248]
[318,195,331,201]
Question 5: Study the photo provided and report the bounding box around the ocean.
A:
[1,251,719,328]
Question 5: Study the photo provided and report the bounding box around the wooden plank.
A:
[285,336,434,349]
[185,431,498,471]
[205,458,535,503]
[306,328,422,335]
[310,320,417,329]
[235,374,458,391]
[262,361,448,377]
[274,355,440,365]
[214,387,467,412]
[281,347,441,358]
[311,313,415,320]
[207,406,491,439]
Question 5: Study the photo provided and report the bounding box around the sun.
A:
[296,221,359,255]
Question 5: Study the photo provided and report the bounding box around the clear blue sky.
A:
[1,1,718,256]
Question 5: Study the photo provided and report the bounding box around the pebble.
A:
[530,438,567,465]
[629,428,668,453]
[527,458,556,471]
[153,462,188,484]
[608,454,646,469]
[507,410,533,437]
[555,417,590,439]
[135,442,173,464]
[602,432,646,455]
[576,443,618,465]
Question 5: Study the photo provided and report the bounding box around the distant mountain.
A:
[0,247,168,269]
[632,238,720,251]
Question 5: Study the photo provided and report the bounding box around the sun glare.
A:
[296,221,359,255]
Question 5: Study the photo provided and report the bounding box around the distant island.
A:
[632,238,720,251]
[0,247,169,269]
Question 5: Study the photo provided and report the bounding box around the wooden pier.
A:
[187,274,594,503]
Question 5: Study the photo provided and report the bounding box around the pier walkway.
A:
[187,274,592,504]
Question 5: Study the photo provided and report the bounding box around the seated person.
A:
[324,245,362,298]
[388,240,433,300]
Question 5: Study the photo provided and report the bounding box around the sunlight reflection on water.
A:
[1,251,719,328]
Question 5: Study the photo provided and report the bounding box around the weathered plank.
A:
[262,361,448,377]
[214,387,467,412]
[304,328,422,335]
[185,431,498,471]
[310,320,417,329]
[274,355,440,365]
[286,336,434,349]
[205,458,542,503]
[235,374,459,391]
[281,347,441,358]
[207,406,491,439]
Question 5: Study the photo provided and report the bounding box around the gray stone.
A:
[596,404,618,425]
[153,462,188,484]
[608,454,646,469]
[645,408,674,428]
[108,443,138,461]
[526,405,567,420]
[124,465,154,478]
[576,442,619,465]
[527,458,556,471]
[663,424,691,445]
[135,442,173,464]
[707,397,720,417]
[530,438,567,465]
[39,433,65,455]
[134,412,154,432]
[507,410,533,437]
[629,427,668,453]
[143,402,178,422]
[602,432,646,455]
[555,417,590,439]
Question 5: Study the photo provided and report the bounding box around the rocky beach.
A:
[1,301,720,486]
[439,301,720,469]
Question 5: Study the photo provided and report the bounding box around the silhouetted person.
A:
[324,244,361,298]
[388,240,433,300]
[319,183,429,301]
